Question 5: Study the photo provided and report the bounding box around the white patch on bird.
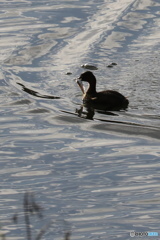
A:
[76,79,85,94]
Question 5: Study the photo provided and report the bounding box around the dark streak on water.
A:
[0,0,160,239]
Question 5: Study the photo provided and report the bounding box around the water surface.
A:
[0,0,160,239]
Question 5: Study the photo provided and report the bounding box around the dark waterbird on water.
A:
[76,71,129,111]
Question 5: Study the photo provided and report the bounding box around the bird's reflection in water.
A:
[76,105,118,120]
[76,106,94,120]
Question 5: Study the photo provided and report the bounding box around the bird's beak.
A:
[75,78,85,94]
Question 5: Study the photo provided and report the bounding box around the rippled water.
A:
[0,0,160,239]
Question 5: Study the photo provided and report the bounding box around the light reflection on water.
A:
[0,0,160,239]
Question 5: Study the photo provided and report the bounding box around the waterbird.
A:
[76,71,129,110]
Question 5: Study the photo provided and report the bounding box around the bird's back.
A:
[83,90,129,110]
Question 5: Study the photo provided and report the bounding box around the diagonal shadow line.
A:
[17,82,61,99]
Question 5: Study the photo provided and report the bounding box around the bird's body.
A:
[77,71,129,110]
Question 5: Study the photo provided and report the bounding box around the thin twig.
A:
[23,192,32,240]
[35,221,53,240]
[64,232,71,240]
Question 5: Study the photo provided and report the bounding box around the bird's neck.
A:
[86,82,97,96]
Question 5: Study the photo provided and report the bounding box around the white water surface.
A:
[0,0,160,239]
